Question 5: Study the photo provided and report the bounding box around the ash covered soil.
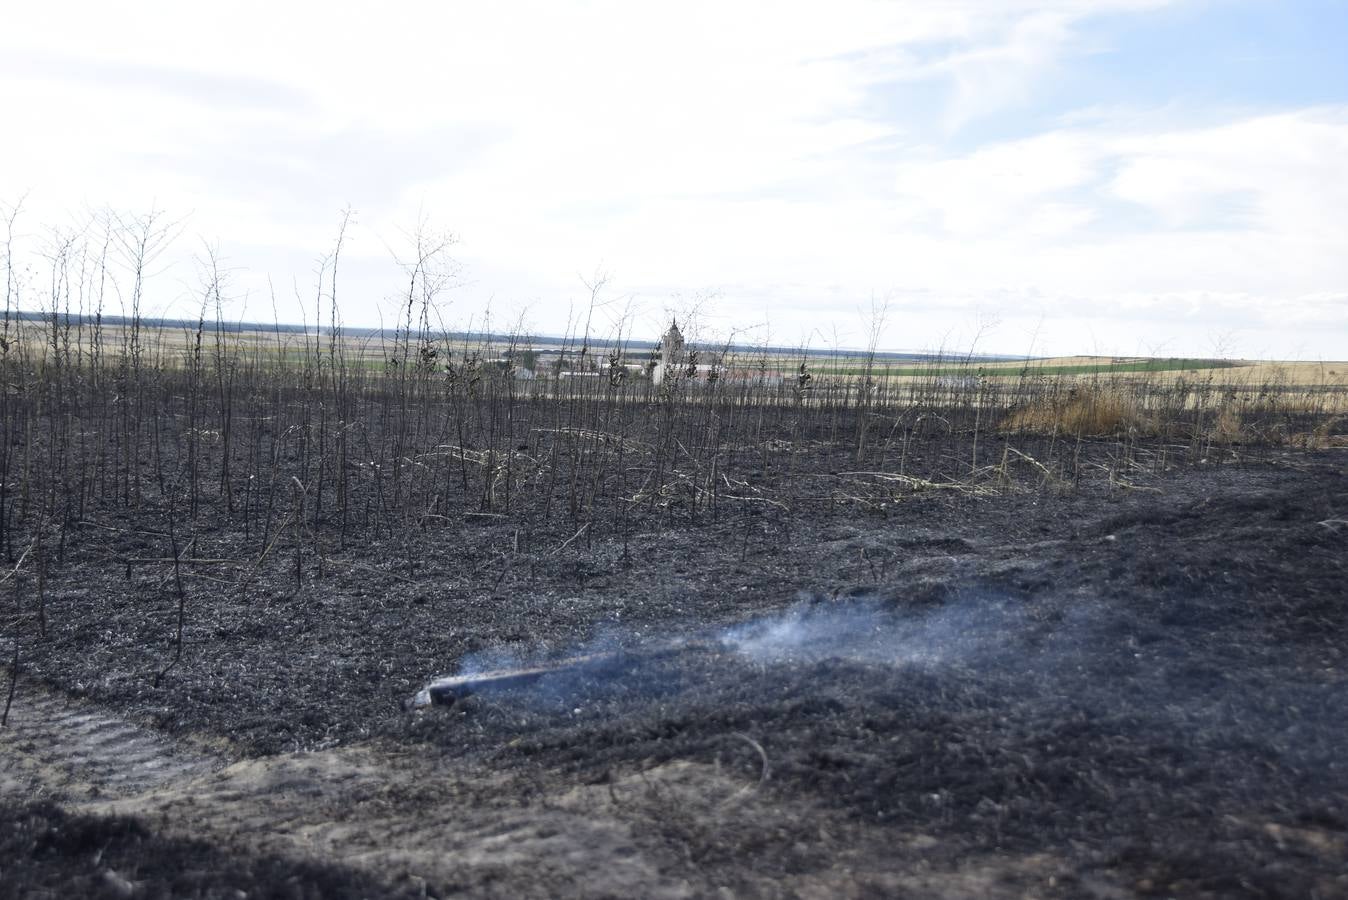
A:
[3,449,1347,898]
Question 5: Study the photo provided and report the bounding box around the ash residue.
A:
[407,565,1348,898]
[13,455,1348,898]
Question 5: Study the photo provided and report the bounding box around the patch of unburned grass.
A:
[1000,390,1149,437]
[1208,408,1246,445]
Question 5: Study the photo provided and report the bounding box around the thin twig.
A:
[550,523,590,556]
[719,731,771,806]
[0,536,36,588]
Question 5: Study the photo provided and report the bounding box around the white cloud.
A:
[893,131,1100,234]
[1109,112,1348,240]
[883,108,1348,310]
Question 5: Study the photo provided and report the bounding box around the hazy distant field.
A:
[10,316,1345,387]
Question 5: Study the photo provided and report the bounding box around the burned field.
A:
[2,332,1347,898]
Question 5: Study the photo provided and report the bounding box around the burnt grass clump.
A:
[1,307,1347,895]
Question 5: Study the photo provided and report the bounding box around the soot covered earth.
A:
[2,448,1346,898]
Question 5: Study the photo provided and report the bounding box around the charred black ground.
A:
[3,440,1346,897]
[0,801,427,899]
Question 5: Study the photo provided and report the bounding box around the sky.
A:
[2,0,1346,358]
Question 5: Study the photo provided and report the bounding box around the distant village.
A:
[481,320,795,388]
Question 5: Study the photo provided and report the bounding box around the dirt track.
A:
[3,681,1068,898]
[3,449,1347,898]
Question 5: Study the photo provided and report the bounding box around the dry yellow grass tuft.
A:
[1208,408,1245,445]
[1311,416,1348,449]
[1001,390,1148,436]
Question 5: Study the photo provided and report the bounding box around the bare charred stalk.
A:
[154,476,189,688]
[292,476,305,589]
[1,631,16,727]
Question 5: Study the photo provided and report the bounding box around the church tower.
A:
[653,318,685,385]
